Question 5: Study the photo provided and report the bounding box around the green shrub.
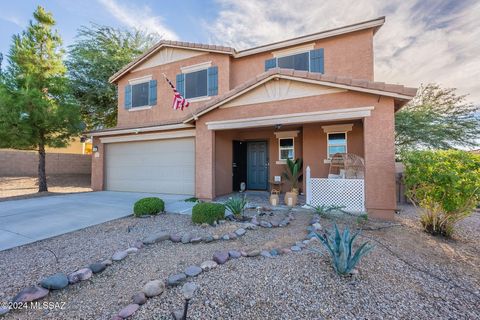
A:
[133,197,165,217]
[403,150,480,237]
[224,195,247,216]
[192,202,225,224]
[308,204,346,217]
[316,224,373,275]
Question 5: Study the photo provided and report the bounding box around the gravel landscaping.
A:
[0,175,91,201]
[0,204,479,319]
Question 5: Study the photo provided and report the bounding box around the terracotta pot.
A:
[284,192,298,207]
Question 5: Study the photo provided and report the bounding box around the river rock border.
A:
[2,212,318,318]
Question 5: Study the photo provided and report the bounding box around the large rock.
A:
[242,223,257,230]
[182,282,198,300]
[132,292,147,305]
[312,222,322,231]
[40,273,69,290]
[133,240,144,249]
[228,250,241,259]
[185,266,202,277]
[112,250,128,261]
[143,280,164,298]
[181,234,192,244]
[126,247,139,254]
[118,303,139,319]
[200,260,218,271]
[190,236,202,244]
[251,216,259,225]
[247,250,261,257]
[203,235,214,243]
[89,262,107,274]
[260,250,272,258]
[13,286,49,303]
[170,234,182,243]
[222,234,230,241]
[260,221,272,228]
[0,306,9,316]
[291,246,302,252]
[68,268,93,284]
[143,232,170,245]
[212,251,229,264]
[167,273,187,287]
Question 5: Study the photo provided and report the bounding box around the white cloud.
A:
[98,0,178,40]
[207,0,480,104]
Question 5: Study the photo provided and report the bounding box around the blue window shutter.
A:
[207,66,218,96]
[265,58,277,71]
[309,48,324,73]
[176,73,185,97]
[124,85,132,109]
[148,80,157,106]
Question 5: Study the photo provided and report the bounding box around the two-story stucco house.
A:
[89,17,416,220]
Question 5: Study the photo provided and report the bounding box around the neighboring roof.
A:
[184,68,417,123]
[109,17,385,83]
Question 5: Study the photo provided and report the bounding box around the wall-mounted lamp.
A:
[275,124,282,130]
[92,146,98,152]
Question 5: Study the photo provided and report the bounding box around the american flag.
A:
[163,74,189,110]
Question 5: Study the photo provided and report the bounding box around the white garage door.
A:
[105,137,195,195]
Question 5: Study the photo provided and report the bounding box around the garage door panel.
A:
[105,137,195,195]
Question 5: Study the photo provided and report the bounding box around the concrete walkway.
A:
[0,191,194,251]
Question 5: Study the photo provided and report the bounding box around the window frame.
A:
[278,137,295,161]
[327,132,348,159]
[183,68,208,100]
[276,51,310,71]
[130,81,150,109]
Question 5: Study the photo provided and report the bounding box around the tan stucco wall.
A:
[230,29,374,88]
[91,136,104,191]
[116,53,231,128]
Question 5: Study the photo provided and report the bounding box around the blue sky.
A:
[1,0,480,104]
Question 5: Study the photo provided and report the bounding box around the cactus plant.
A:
[317,224,373,275]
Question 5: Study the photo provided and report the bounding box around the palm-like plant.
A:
[316,224,373,275]
[282,158,303,192]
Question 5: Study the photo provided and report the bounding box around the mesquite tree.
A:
[0,6,81,192]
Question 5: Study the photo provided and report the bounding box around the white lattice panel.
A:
[309,178,365,212]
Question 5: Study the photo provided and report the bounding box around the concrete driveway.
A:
[0,191,195,251]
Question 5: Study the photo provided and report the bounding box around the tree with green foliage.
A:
[403,150,480,237]
[67,24,157,129]
[395,83,480,154]
[0,6,81,192]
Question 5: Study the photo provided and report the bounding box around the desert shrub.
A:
[403,150,480,237]
[192,202,225,224]
[316,224,373,275]
[309,204,346,217]
[224,195,247,216]
[133,197,165,217]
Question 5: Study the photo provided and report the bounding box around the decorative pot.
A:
[284,192,298,207]
[269,193,279,206]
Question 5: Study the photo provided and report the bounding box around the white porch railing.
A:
[305,166,365,212]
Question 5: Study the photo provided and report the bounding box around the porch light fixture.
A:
[275,124,282,130]
[92,146,98,152]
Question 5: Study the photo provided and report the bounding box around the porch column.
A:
[363,99,396,220]
[91,136,104,191]
[195,119,215,200]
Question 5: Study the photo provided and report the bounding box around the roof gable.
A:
[131,47,207,72]
[220,78,346,109]
[185,68,417,123]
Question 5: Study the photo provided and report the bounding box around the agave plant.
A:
[309,204,347,217]
[317,224,373,275]
[224,195,247,217]
[282,158,303,192]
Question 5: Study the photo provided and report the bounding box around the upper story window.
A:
[327,132,347,158]
[185,69,208,99]
[124,76,157,110]
[177,63,218,101]
[265,46,324,73]
[277,52,309,71]
[131,82,149,107]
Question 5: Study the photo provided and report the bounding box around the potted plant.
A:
[282,158,303,206]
